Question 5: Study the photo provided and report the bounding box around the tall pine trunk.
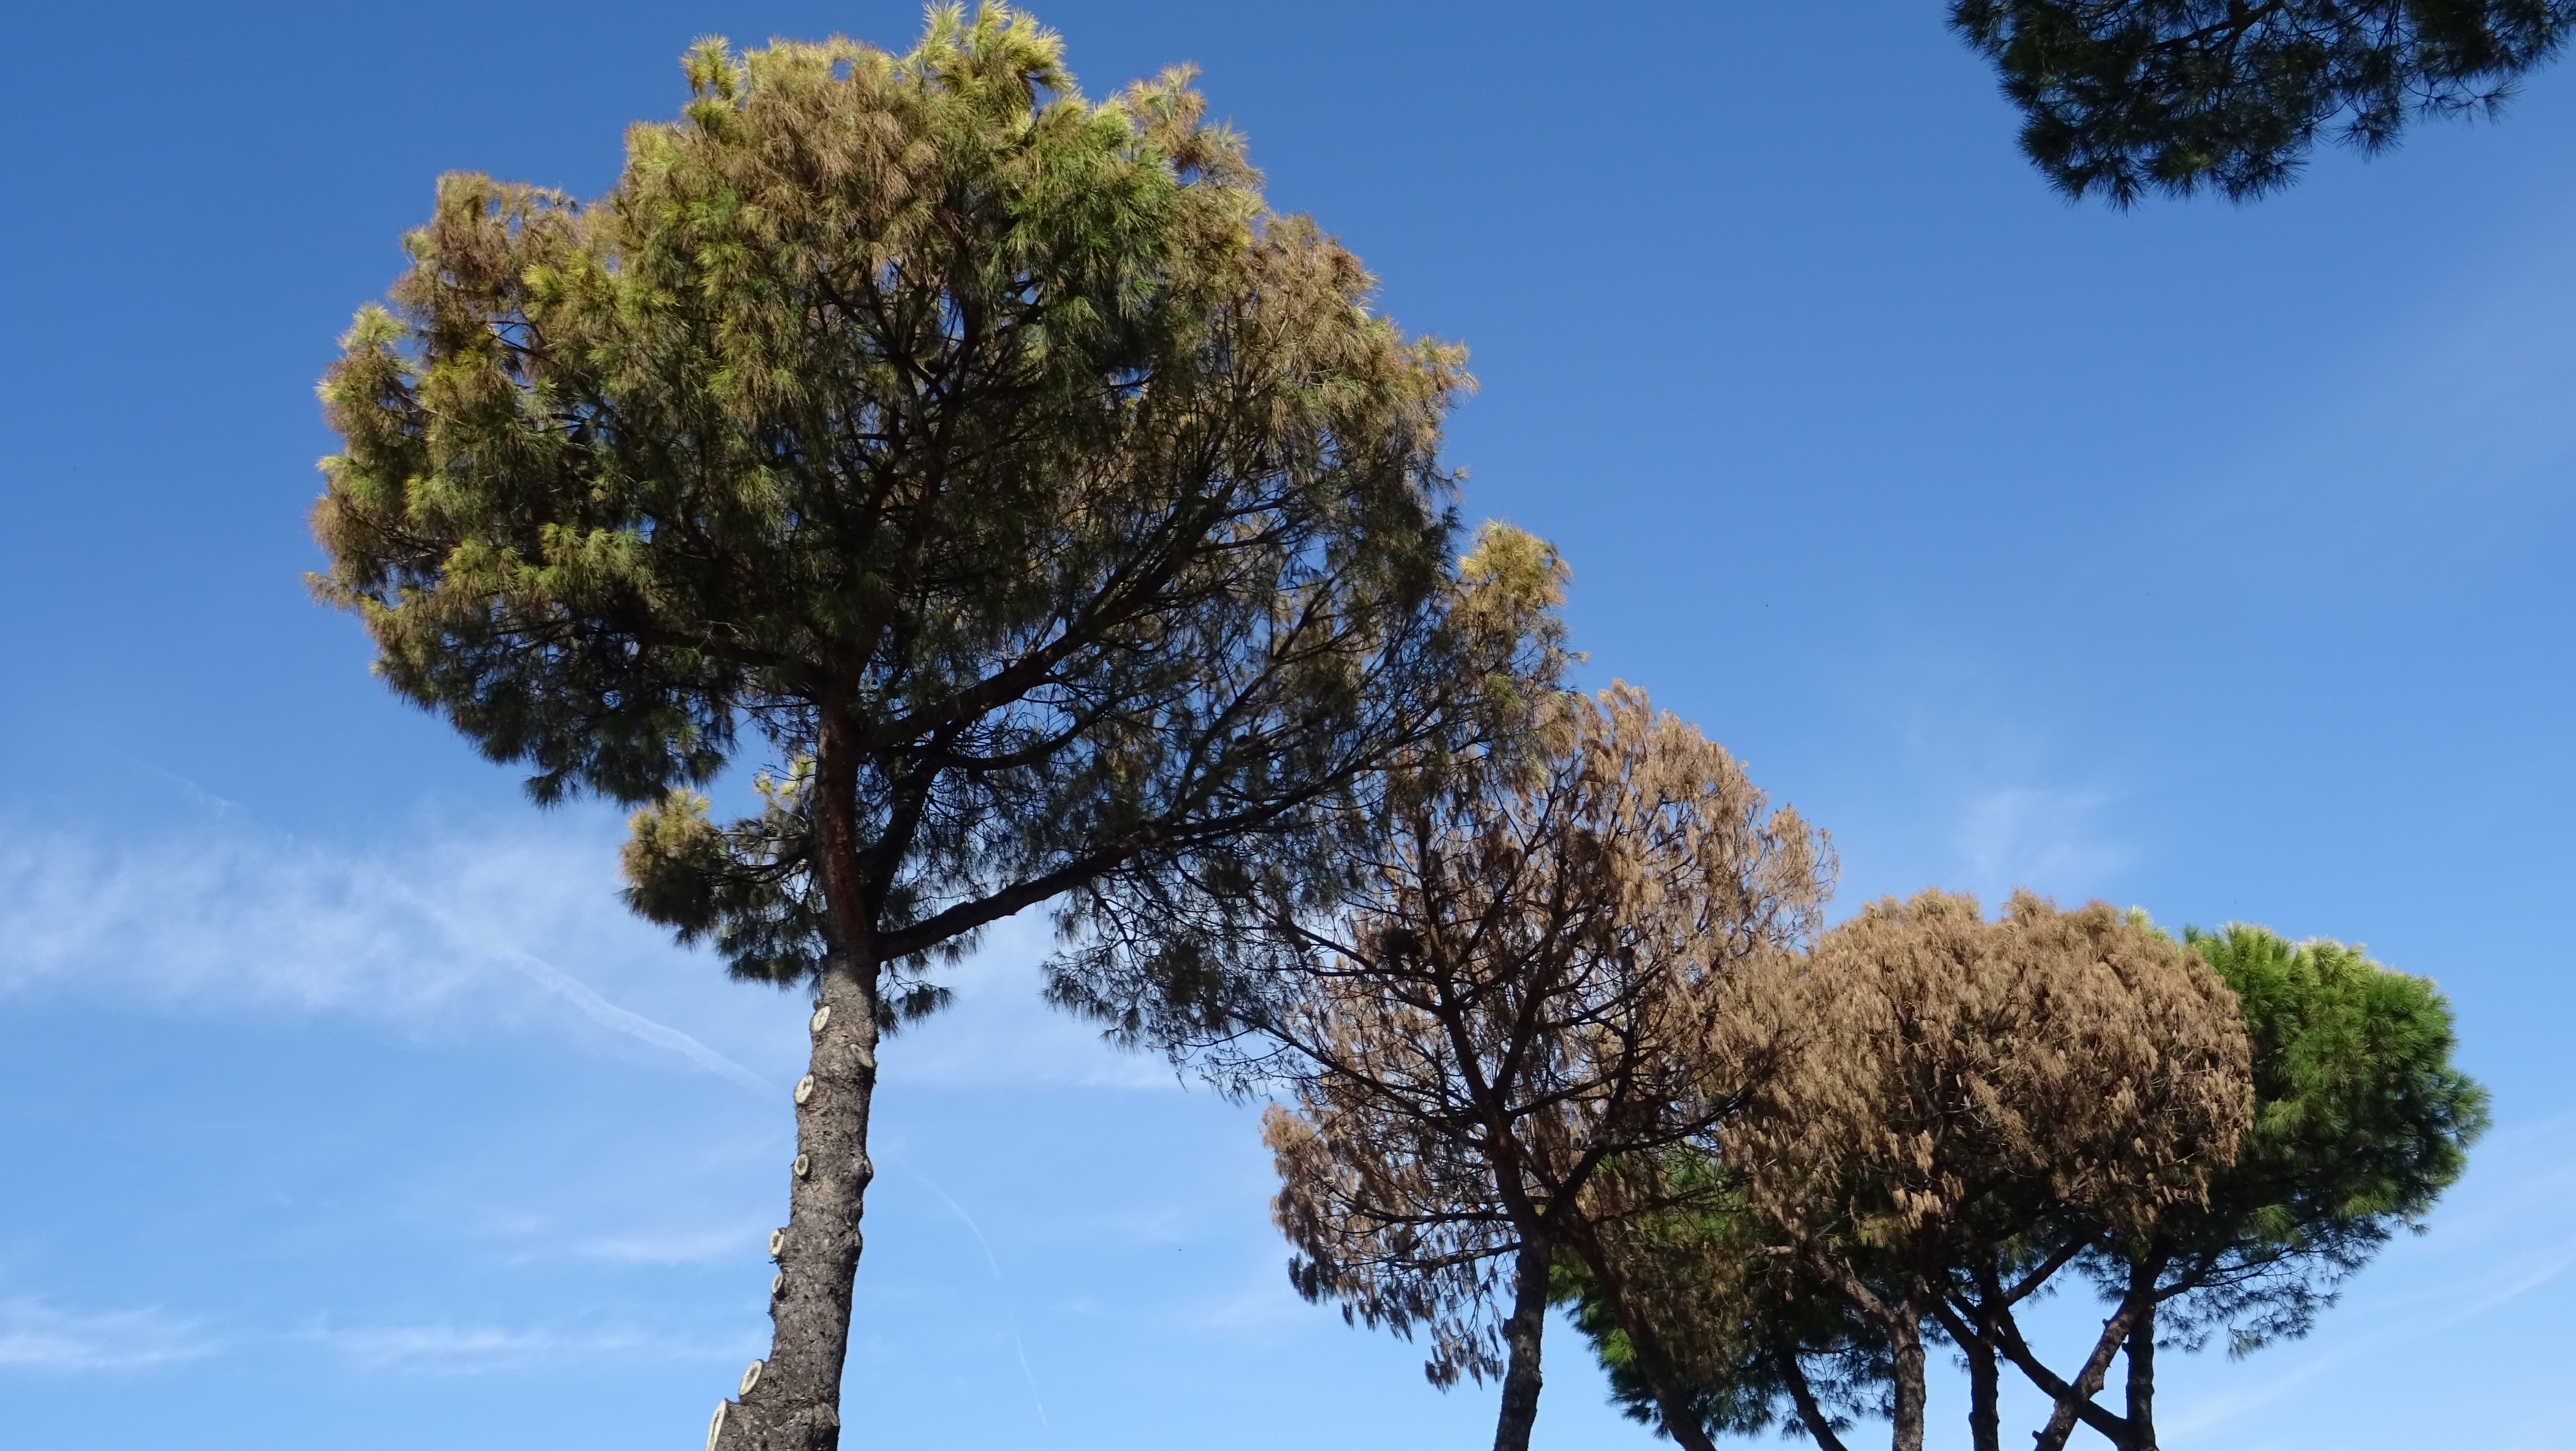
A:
[1887,1309,1928,1451]
[1962,1332,2001,1451]
[1773,1347,1853,1451]
[710,952,885,1451]
[711,954,891,1443]
[1563,1226,1721,1451]
[1931,1297,2003,1451]
[2124,1276,2158,1451]
[713,721,890,1451]
[1491,1238,1551,1451]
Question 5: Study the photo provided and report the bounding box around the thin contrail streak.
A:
[498,943,775,1094]
[897,1156,1053,1434]
[394,883,776,1094]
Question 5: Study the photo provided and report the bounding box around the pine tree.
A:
[1235,685,1831,1451]
[307,8,1545,1447]
[1564,892,2253,1451]
[2004,925,2490,1451]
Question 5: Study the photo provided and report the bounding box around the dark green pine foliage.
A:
[1555,1194,1894,1451]
[1951,0,2576,203]
[2026,924,2489,1451]
[2116,925,2490,1353]
[311,17,1499,1011]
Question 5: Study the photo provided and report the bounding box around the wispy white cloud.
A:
[0,1293,763,1379]
[573,1223,766,1267]
[304,1317,750,1373]
[0,803,1193,1095]
[0,1298,218,1372]
[1852,660,2141,914]
[1951,784,2129,903]
[886,919,1183,1092]
[432,927,774,1093]
[895,1155,1053,1431]
[2218,203,2576,507]
[0,811,771,1089]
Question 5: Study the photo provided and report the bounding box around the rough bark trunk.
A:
[2028,1292,2144,1451]
[1927,1297,2005,1451]
[1491,1238,1551,1451]
[1773,1346,1852,1451]
[713,712,888,1451]
[709,956,885,1451]
[1962,1333,2001,1451]
[1929,1296,2004,1451]
[2125,1275,2157,1451]
[1887,1309,1927,1451]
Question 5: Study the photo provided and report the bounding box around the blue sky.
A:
[2,2,2570,1447]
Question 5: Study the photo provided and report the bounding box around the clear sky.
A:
[2,2,2570,1448]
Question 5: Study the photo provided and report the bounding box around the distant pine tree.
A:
[2022,926,2492,1450]
[1563,893,2256,1451]
[1558,913,2487,1451]
[1219,686,1830,1451]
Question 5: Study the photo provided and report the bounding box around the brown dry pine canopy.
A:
[2006,922,2491,1451]
[1706,891,2253,1451]
[1247,684,1832,1451]
[306,8,1558,1449]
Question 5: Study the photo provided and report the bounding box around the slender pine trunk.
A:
[1962,1332,2001,1451]
[1773,1346,1852,1451]
[714,717,887,1451]
[1887,1309,1927,1451]
[1623,1316,1720,1451]
[2029,1291,2144,1451]
[1929,1295,2002,1451]
[1491,1238,1551,1451]
[2124,1275,2157,1451]
[709,953,885,1451]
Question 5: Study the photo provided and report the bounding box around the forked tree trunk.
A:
[709,952,886,1451]
[1929,1297,2004,1451]
[2124,1282,2158,1451]
[1491,1238,1552,1451]
[2028,1293,2145,1451]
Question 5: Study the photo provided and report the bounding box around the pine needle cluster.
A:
[1953,0,2576,203]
